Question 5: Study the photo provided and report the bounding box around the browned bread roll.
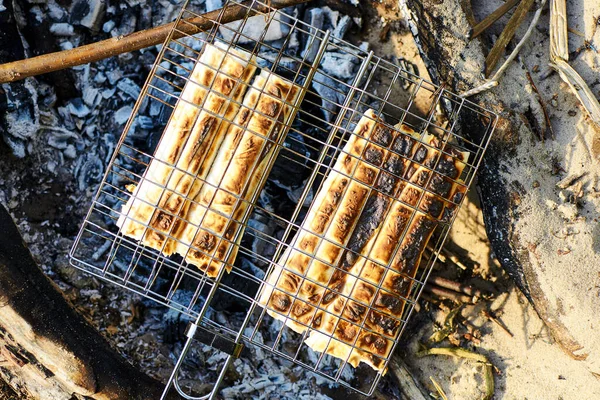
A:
[175,70,300,277]
[117,43,255,252]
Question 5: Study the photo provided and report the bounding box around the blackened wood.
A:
[0,204,176,399]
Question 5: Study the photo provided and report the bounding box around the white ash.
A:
[50,22,75,36]
[117,78,142,100]
[320,51,359,80]
[114,105,133,125]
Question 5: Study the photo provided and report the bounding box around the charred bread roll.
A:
[117,42,255,253]
[305,133,469,372]
[175,70,300,277]
[259,110,383,333]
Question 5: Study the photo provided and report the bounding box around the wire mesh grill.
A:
[69,0,497,397]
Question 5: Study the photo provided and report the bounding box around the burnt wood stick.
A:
[0,0,310,84]
[0,204,178,399]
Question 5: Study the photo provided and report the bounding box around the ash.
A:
[0,0,383,399]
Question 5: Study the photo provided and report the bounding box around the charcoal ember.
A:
[162,291,197,344]
[50,22,75,36]
[245,209,277,268]
[117,8,137,36]
[312,72,347,122]
[332,15,352,39]
[0,79,39,158]
[102,19,115,33]
[117,77,142,100]
[320,51,359,80]
[114,105,133,125]
[270,131,310,188]
[301,8,324,63]
[74,152,104,191]
[68,98,91,118]
[257,53,300,72]
[70,0,105,31]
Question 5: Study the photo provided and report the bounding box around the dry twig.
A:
[0,0,309,84]
[417,347,495,400]
[470,0,521,39]
[461,0,547,98]
[525,70,556,140]
[485,0,536,77]
[549,0,600,127]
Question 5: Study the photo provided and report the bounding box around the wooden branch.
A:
[0,204,177,399]
[0,0,310,84]
[470,0,520,39]
[485,0,536,77]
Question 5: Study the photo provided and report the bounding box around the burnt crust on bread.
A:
[176,70,300,277]
[117,42,254,249]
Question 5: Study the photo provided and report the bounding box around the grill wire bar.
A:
[69,0,497,398]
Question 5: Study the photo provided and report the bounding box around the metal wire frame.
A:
[69,0,497,398]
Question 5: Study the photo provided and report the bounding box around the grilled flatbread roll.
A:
[258,110,382,333]
[175,70,300,277]
[305,134,469,371]
[117,42,254,250]
[143,45,257,255]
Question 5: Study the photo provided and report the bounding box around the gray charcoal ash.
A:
[221,374,286,397]
[117,9,137,36]
[102,20,115,33]
[114,105,133,125]
[1,78,39,158]
[82,86,101,107]
[67,98,91,118]
[101,87,116,99]
[221,16,291,44]
[332,15,352,39]
[117,78,142,100]
[240,257,266,280]
[312,72,347,122]
[288,183,313,207]
[2,135,26,158]
[50,22,75,36]
[106,69,122,85]
[257,53,299,72]
[207,0,291,43]
[320,51,358,80]
[47,0,66,21]
[70,0,105,31]
[246,211,276,267]
[136,116,154,130]
[301,8,324,63]
[74,152,104,191]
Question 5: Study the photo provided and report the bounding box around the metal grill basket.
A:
[69,1,497,398]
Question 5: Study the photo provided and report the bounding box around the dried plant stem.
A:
[429,376,449,400]
[485,0,536,77]
[549,0,600,127]
[0,0,308,84]
[417,347,495,400]
[470,0,521,39]
[525,70,556,139]
[424,285,475,304]
[429,275,483,298]
[461,0,547,98]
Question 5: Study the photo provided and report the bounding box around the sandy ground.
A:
[404,192,600,399]
[363,0,600,398]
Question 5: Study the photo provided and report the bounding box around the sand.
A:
[362,0,600,397]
